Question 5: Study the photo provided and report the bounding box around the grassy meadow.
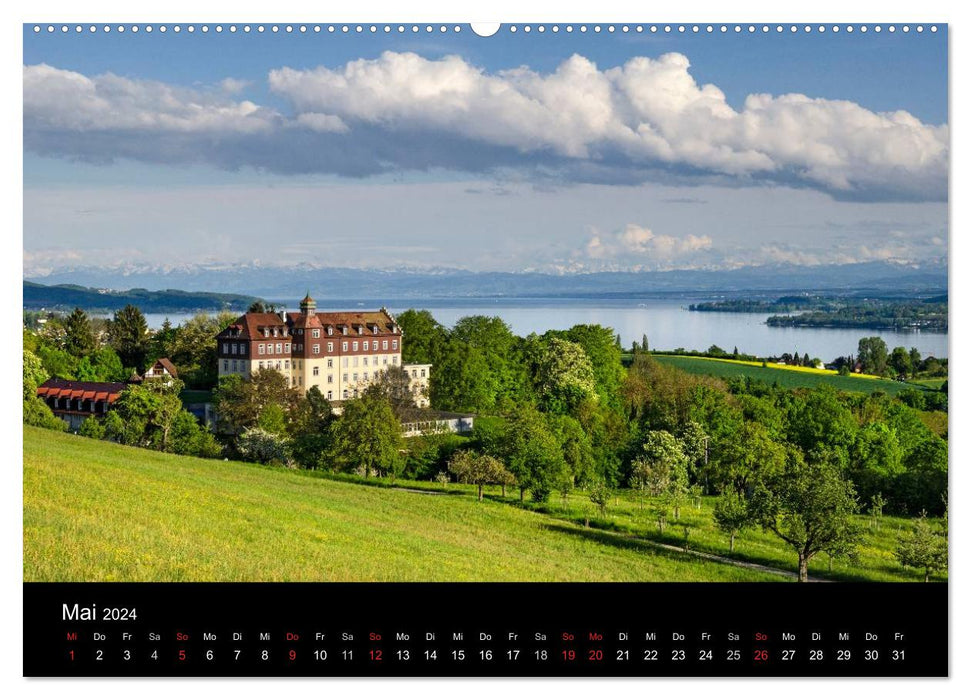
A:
[23,427,784,583]
[651,355,926,396]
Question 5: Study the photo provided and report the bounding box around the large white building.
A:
[215,295,430,406]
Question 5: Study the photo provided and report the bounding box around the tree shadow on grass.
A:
[541,522,696,562]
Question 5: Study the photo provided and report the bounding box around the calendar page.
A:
[22,17,949,678]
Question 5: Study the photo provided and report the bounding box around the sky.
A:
[22,23,949,276]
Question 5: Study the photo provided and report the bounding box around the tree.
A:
[330,392,402,478]
[75,347,126,382]
[713,492,750,553]
[395,309,447,364]
[530,336,596,414]
[236,427,290,465]
[369,365,418,412]
[257,403,288,435]
[549,325,625,409]
[213,369,299,435]
[888,346,913,378]
[548,414,597,489]
[749,455,861,582]
[848,422,903,507]
[908,348,922,378]
[588,481,611,517]
[168,411,222,458]
[114,378,185,450]
[857,336,889,376]
[631,430,687,497]
[288,386,335,469]
[898,436,948,515]
[63,307,95,358]
[430,338,496,412]
[447,450,515,501]
[107,305,149,371]
[895,514,947,582]
[502,404,568,502]
[169,312,237,388]
[23,349,49,401]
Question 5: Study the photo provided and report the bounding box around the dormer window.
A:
[327,327,333,336]
[263,329,269,338]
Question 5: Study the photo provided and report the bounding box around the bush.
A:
[23,398,67,431]
[78,417,106,440]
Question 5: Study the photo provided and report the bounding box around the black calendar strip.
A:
[24,582,947,677]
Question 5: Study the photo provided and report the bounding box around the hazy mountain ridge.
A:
[25,260,947,302]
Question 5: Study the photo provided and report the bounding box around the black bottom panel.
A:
[24,582,947,677]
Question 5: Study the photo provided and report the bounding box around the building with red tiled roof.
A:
[215,295,426,404]
[36,378,127,431]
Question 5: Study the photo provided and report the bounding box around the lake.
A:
[141,297,949,362]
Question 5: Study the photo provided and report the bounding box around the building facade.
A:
[36,378,126,431]
[215,296,429,404]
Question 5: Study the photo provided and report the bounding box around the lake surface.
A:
[142,297,949,361]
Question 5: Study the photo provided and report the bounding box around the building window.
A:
[392,356,398,365]
[342,373,348,383]
[285,343,291,353]
[353,373,358,383]
[222,343,229,354]
[313,366,319,376]
[223,360,229,371]
[363,341,369,351]
[327,390,333,400]
[363,372,369,381]
[342,357,349,368]
[352,341,359,351]
[353,357,359,367]
[382,340,388,350]
[312,329,320,338]
[363,357,368,366]
[313,344,320,355]
[412,369,417,378]
[232,360,238,371]
[343,389,348,399]
[392,340,398,350]
[421,369,426,378]
[259,344,265,355]
[327,358,333,368]
[327,342,334,352]
[327,374,333,384]
[342,342,348,352]
[263,329,269,338]
[240,343,247,354]
[297,328,303,335]
[383,356,388,365]
[285,360,290,369]
[276,342,283,353]
[259,361,264,369]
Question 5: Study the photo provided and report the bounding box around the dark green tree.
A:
[107,304,149,371]
[713,492,751,553]
[63,307,96,358]
[857,336,889,376]
[330,391,403,478]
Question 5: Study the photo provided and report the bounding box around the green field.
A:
[652,355,924,396]
[24,427,785,583]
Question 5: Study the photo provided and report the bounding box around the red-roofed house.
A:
[36,378,127,431]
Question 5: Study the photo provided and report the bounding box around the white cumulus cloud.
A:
[584,224,713,262]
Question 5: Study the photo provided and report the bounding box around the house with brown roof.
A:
[143,357,179,382]
[215,294,430,406]
[36,378,127,431]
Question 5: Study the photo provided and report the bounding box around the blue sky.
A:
[23,24,949,275]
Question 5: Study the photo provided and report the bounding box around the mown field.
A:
[23,427,783,583]
[24,426,942,583]
[651,355,924,396]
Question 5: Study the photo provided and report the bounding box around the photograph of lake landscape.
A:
[23,21,948,592]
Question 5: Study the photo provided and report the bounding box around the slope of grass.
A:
[652,355,918,396]
[23,427,783,583]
